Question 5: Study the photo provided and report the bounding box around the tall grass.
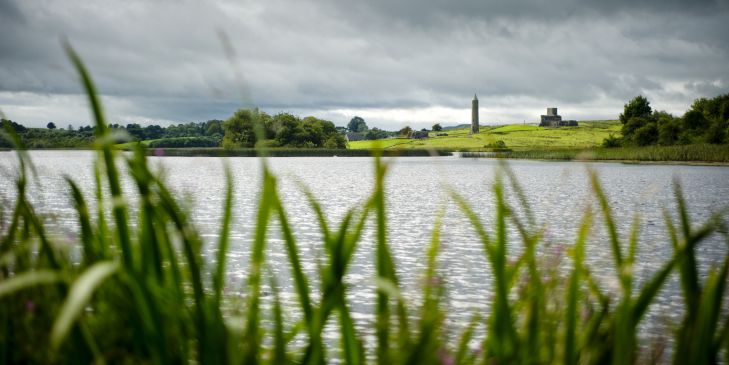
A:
[1,47,729,364]
[489,144,729,163]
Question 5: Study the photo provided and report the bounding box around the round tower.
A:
[471,94,479,134]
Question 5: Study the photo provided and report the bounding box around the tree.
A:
[205,120,224,136]
[620,96,655,145]
[46,122,57,129]
[222,109,257,148]
[705,121,727,144]
[143,125,164,140]
[399,126,412,137]
[347,116,368,133]
[682,110,709,131]
[633,123,658,146]
[273,113,302,147]
[365,127,388,140]
[619,96,652,125]
[432,123,442,132]
[656,112,682,146]
[125,123,144,141]
[323,134,347,149]
[1,119,27,133]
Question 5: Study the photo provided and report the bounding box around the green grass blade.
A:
[64,42,133,269]
[0,270,63,297]
[93,159,110,259]
[621,215,640,293]
[272,189,313,324]
[151,176,214,363]
[673,183,700,315]
[66,178,97,265]
[455,314,481,365]
[128,147,165,281]
[268,273,287,365]
[631,257,674,325]
[500,160,536,228]
[564,209,592,365]
[271,187,322,363]
[213,166,234,308]
[51,261,119,350]
[589,170,623,268]
[19,201,61,269]
[121,272,169,364]
[405,208,445,365]
[242,168,276,365]
[298,182,331,244]
[488,173,518,361]
[371,155,397,364]
[450,191,493,255]
[338,305,364,365]
[691,255,729,364]
[663,209,679,251]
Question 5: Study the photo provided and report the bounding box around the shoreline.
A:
[3,147,729,166]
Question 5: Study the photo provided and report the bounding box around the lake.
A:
[1,150,728,347]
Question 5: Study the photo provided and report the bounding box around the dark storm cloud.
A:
[349,0,728,21]
[0,0,727,128]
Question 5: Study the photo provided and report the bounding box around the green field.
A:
[349,120,621,150]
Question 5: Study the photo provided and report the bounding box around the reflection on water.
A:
[1,150,728,347]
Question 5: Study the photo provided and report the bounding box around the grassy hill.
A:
[348,120,621,150]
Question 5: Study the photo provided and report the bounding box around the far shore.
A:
[3,145,729,166]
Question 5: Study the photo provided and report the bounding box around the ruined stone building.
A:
[539,108,577,127]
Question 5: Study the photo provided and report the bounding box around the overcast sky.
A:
[1,0,728,129]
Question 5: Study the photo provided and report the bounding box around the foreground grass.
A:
[349,121,621,151]
[2,46,729,365]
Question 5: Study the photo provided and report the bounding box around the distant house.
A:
[346,133,365,141]
[539,108,577,127]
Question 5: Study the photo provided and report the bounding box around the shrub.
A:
[602,133,622,148]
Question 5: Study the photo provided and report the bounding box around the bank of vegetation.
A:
[466,144,729,163]
[0,118,226,149]
[613,94,729,147]
[2,45,729,364]
[491,93,729,163]
[221,109,347,149]
[0,109,349,151]
[149,147,451,157]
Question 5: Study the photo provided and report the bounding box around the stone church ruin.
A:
[539,108,577,127]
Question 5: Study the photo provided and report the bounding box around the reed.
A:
[0,47,728,364]
[493,144,729,163]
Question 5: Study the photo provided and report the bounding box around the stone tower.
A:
[471,94,479,134]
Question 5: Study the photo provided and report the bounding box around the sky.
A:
[1,0,728,130]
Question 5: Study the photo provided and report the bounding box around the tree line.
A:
[1,108,449,149]
[1,110,350,149]
[222,109,347,149]
[608,93,729,147]
[0,119,225,148]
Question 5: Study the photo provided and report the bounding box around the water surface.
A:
[2,150,728,348]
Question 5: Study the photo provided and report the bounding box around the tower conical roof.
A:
[473,94,478,100]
